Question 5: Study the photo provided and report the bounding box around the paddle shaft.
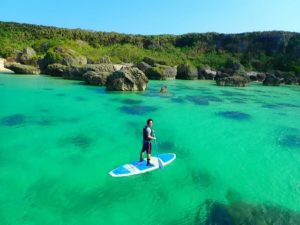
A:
[153,132,164,168]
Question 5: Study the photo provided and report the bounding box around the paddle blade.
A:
[158,158,164,168]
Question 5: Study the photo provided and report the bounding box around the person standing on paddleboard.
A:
[140,118,156,166]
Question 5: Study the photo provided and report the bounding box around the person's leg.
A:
[147,142,154,166]
[139,150,144,162]
[140,142,146,161]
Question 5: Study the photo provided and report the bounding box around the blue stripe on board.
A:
[112,166,131,175]
[159,153,174,163]
[133,160,152,171]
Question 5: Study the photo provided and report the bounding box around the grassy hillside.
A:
[0,21,300,73]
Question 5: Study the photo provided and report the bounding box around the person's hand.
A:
[152,137,156,140]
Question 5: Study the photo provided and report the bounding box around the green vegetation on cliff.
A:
[0,21,300,73]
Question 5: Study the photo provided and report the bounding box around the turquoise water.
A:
[0,73,300,224]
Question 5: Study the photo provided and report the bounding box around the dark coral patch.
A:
[56,93,66,97]
[76,96,87,101]
[230,98,246,104]
[35,118,53,126]
[191,170,213,188]
[262,104,281,109]
[71,135,92,149]
[1,114,26,126]
[220,90,248,97]
[120,105,158,115]
[203,96,223,102]
[122,99,143,105]
[170,97,185,103]
[262,103,299,109]
[278,103,299,108]
[159,142,175,150]
[218,111,251,120]
[186,96,210,105]
[278,135,300,148]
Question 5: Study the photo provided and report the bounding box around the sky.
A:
[1,0,300,35]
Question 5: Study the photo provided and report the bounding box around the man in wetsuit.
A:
[139,118,156,166]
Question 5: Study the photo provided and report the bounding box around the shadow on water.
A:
[120,105,158,115]
[0,114,26,127]
[217,111,251,120]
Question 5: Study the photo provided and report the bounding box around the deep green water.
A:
[0,73,300,224]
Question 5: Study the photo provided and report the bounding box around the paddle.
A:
[153,130,164,169]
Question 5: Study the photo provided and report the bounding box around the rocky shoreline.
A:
[2,46,300,91]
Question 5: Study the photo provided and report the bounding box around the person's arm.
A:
[147,128,156,140]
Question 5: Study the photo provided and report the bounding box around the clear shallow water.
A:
[0,73,300,224]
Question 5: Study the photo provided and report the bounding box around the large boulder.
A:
[0,58,13,73]
[222,62,245,76]
[274,71,297,85]
[137,61,152,73]
[145,65,177,80]
[64,64,116,80]
[45,63,69,77]
[5,63,40,75]
[245,71,266,81]
[45,63,116,80]
[43,47,87,67]
[216,75,249,87]
[198,66,217,80]
[143,57,167,66]
[106,67,148,91]
[19,47,37,65]
[83,71,110,86]
[263,73,281,86]
[176,63,198,80]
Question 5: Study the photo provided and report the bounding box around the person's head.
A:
[147,118,153,127]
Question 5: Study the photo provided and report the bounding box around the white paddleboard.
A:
[109,153,176,177]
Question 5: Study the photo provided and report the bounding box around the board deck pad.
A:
[109,153,176,177]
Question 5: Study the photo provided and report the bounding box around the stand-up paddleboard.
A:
[109,153,176,177]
